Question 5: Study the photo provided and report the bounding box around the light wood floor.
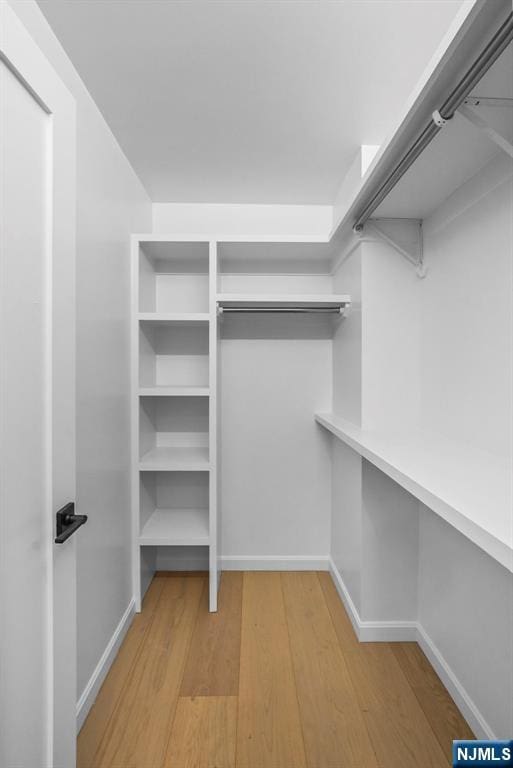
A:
[78,571,474,768]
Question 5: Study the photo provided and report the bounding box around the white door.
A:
[0,4,78,767]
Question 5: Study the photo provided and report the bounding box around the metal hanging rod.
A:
[217,306,345,315]
[353,11,513,232]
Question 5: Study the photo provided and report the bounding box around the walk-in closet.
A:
[1,0,512,766]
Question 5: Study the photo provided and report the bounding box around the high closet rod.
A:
[218,307,345,314]
[353,11,513,231]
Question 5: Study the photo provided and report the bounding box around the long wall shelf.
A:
[315,412,512,573]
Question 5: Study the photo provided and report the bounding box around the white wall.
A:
[331,440,363,613]
[220,334,332,565]
[332,246,362,424]
[421,153,513,457]
[361,228,421,432]
[361,462,419,622]
[8,0,152,710]
[153,202,332,238]
[418,505,513,737]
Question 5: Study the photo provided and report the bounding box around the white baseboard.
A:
[76,598,135,733]
[416,624,494,740]
[328,557,494,740]
[328,557,417,641]
[221,555,330,570]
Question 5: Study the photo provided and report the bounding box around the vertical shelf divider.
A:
[131,235,142,611]
[208,240,219,611]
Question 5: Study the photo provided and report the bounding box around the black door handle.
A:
[55,502,88,544]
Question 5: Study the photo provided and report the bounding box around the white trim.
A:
[133,233,330,244]
[221,555,330,571]
[328,558,417,641]
[76,599,135,733]
[328,557,494,740]
[416,624,495,741]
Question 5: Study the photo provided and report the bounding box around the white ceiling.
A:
[37,0,464,204]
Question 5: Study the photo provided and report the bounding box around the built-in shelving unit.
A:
[132,237,218,611]
[132,236,352,613]
[216,241,351,327]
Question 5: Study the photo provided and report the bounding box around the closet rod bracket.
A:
[365,219,427,278]
[457,104,513,158]
[432,110,451,128]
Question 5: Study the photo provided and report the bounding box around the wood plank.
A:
[91,575,204,768]
[181,572,242,697]
[282,572,378,768]
[236,572,307,768]
[345,644,450,768]
[318,571,360,652]
[164,696,237,768]
[392,643,474,761]
[77,575,165,768]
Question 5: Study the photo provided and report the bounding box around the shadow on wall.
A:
[220,314,340,340]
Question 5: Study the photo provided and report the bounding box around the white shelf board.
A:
[139,446,210,472]
[139,386,210,397]
[139,508,209,546]
[315,412,513,573]
[138,312,210,324]
[217,293,350,309]
[374,44,513,220]
[329,1,509,239]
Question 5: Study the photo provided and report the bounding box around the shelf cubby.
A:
[139,472,209,545]
[139,319,209,390]
[138,241,209,314]
[139,395,209,470]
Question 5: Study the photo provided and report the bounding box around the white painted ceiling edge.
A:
[152,147,382,236]
[36,0,466,205]
[152,145,379,236]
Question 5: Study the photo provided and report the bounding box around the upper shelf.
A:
[373,45,513,221]
[315,412,513,573]
[330,2,513,239]
[216,294,351,310]
[138,312,210,324]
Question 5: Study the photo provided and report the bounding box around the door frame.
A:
[0,2,77,765]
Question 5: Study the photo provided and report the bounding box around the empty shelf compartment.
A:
[139,396,209,470]
[139,320,209,389]
[138,241,209,314]
[139,473,209,545]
